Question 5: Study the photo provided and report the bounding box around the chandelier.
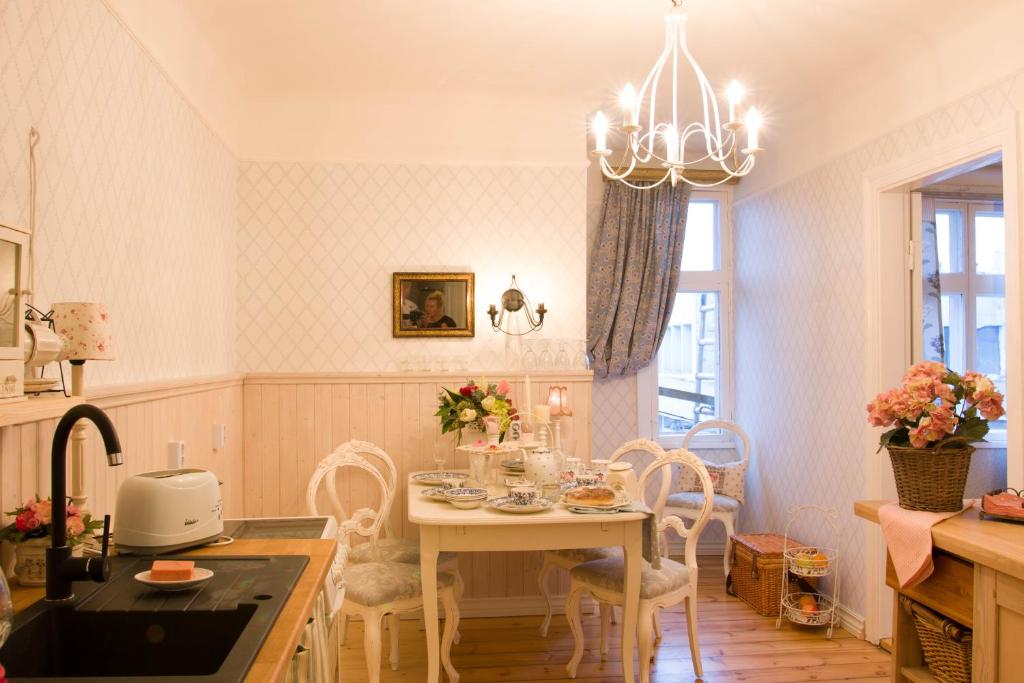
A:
[591,0,763,189]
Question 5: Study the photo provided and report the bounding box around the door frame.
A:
[861,114,1021,642]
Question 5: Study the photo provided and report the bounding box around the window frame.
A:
[637,187,735,449]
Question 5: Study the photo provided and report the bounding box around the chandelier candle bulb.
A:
[745,107,762,151]
[620,83,639,129]
[726,80,744,126]
[664,125,680,163]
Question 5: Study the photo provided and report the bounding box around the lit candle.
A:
[592,111,609,153]
[726,80,744,125]
[745,107,762,150]
[663,125,679,163]
[620,83,638,128]
[534,404,551,424]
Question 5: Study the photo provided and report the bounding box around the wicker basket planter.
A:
[888,444,974,512]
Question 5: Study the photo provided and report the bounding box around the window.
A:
[928,200,1007,437]
[639,190,733,446]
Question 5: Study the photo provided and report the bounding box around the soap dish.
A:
[134,567,214,591]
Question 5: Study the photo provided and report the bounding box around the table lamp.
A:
[51,302,115,514]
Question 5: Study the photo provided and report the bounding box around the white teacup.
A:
[576,472,599,488]
[509,483,538,506]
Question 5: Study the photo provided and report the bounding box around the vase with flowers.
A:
[1,496,102,585]
[436,379,519,445]
[867,361,1006,512]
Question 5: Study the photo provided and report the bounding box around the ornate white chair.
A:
[307,448,460,683]
[565,449,714,682]
[537,438,670,638]
[664,419,751,577]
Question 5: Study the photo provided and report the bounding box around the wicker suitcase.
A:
[728,533,814,617]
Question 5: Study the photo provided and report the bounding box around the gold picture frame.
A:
[393,272,475,338]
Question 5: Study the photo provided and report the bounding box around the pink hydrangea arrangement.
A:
[867,361,1006,449]
[0,496,101,545]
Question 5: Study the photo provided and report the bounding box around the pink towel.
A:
[878,500,976,589]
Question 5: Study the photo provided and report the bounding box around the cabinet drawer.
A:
[887,550,973,627]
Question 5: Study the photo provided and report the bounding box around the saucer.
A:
[420,487,449,500]
[411,471,467,485]
[134,567,214,591]
[488,496,554,514]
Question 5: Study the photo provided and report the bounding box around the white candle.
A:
[745,107,762,150]
[534,404,551,424]
[726,80,744,125]
[663,125,679,163]
[620,83,638,128]
[524,374,532,424]
[592,112,609,153]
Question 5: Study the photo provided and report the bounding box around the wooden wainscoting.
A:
[242,371,593,601]
[0,375,246,529]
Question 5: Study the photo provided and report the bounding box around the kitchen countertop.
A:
[854,499,1024,582]
[10,537,336,683]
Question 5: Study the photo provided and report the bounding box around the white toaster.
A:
[114,468,224,554]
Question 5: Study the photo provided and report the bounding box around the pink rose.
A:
[15,511,33,532]
[35,499,53,524]
[66,502,79,517]
[497,380,511,395]
[67,515,85,538]
[24,514,41,530]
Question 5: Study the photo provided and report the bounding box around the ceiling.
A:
[105,0,1018,165]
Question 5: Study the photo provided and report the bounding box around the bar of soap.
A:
[150,560,195,581]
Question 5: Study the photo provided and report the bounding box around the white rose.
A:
[460,408,477,422]
[481,396,497,412]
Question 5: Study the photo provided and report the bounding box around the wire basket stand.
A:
[775,505,841,638]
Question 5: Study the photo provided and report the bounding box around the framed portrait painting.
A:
[393,272,475,337]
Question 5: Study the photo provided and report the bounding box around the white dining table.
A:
[408,472,648,683]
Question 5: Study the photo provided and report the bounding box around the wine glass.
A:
[555,341,570,369]
[522,341,538,371]
[537,341,554,369]
[0,571,12,648]
[433,442,447,472]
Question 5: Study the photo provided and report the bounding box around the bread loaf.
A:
[565,486,616,505]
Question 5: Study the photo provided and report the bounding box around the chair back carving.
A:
[609,438,671,510]
[306,445,392,554]
[681,419,751,467]
[638,449,714,572]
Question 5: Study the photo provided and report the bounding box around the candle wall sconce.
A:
[487,275,546,335]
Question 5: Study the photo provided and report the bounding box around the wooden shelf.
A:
[900,665,940,682]
[0,395,81,428]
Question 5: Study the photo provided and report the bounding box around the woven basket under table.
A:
[887,444,974,512]
[900,595,972,683]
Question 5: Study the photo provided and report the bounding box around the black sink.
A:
[0,555,308,682]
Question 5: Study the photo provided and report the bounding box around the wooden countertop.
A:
[855,500,1024,583]
[10,537,336,683]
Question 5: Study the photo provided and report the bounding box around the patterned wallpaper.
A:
[0,0,237,385]
[734,69,1023,618]
[236,161,587,372]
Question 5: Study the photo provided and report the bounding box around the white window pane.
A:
[658,291,718,434]
[680,201,718,272]
[941,293,965,374]
[975,211,1005,275]
[936,209,964,274]
[976,295,1007,432]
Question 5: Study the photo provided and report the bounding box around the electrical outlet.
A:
[212,424,227,450]
[167,440,186,469]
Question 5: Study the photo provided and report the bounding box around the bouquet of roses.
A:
[0,496,102,545]
[436,379,519,444]
[867,361,1006,450]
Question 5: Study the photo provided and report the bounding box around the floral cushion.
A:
[570,557,690,600]
[546,547,622,564]
[344,562,456,607]
[666,491,741,513]
[675,459,747,504]
[348,539,456,566]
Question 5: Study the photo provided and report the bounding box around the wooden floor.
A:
[338,559,891,682]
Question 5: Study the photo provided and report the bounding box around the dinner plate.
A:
[420,487,449,500]
[134,567,214,591]
[560,493,632,509]
[566,505,622,515]
[411,471,467,485]
[488,496,554,514]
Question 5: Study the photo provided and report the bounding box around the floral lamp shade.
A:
[547,385,572,417]
[51,302,115,361]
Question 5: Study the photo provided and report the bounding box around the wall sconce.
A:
[487,274,546,335]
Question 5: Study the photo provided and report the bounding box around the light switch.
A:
[212,424,227,450]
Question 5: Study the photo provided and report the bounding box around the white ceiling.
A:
[105,0,1021,166]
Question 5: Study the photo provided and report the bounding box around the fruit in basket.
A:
[798,595,819,613]
[811,552,829,567]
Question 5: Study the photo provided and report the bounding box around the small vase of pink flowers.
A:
[0,497,101,585]
[866,361,1006,512]
[436,379,519,445]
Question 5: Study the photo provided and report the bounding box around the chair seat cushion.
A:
[344,562,455,606]
[545,547,622,564]
[348,538,456,565]
[666,491,741,513]
[570,557,691,600]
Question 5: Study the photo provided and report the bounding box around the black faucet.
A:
[46,404,123,602]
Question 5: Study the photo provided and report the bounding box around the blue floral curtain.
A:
[919,194,945,362]
[587,180,691,377]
